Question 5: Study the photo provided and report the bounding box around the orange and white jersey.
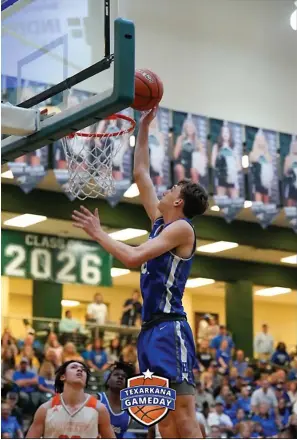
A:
[44,394,99,439]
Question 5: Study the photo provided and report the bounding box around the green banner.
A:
[1,230,112,286]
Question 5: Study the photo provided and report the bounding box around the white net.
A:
[61,114,135,200]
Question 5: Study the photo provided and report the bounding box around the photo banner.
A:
[173,111,208,190]
[280,133,297,233]
[210,119,245,222]
[106,108,134,207]
[246,127,279,228]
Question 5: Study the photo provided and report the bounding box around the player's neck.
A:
[62,385,86,406]
[162,211,185,225]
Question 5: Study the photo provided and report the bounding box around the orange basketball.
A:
[132,69,164,111]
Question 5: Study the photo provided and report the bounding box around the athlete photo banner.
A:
[246,126,279,228]
[106,108,134,207]
[173,111,208,190]
[280,133,297,233]
[210,119,245,223]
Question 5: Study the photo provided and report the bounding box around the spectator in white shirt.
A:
[254,324,274,360]
[87,293,108,326]
[207,402,233,436]
[251,378,278,413]
[207,425,221,438]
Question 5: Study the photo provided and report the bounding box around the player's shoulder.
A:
[164,218,194,235]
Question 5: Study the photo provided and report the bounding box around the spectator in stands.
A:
[59,310,82,336]
[120,339,138,369]
[235,421,254,439]
[216,384,232,404]
[1,403,23,439]
[278,397,290,429]
[271,342,291,367]
[121,290,142,327]
[223,392,238,424]
[210,325,234,354]
[12,357,39,409]
[44,347,61,369]
[197,314,210,345]
[207,425,221,438]
[207,361,223,390]
[242,366,255,385]
[5,392,23,427]
[288,413,297,438]
[233,350,248,377]
[44,332,63,364]
[216,339,232,375]
[61,342,83,363]
[17,332,42,355]
[106,337,122,364]
[207,402,233,435]
[252,402,279,438]
[2,328,18,358]
[229,367,239,387]
[206,316,219,342]
[196,339,213,372]
[236,385,251,415]
[288,357,297,381]
[2,346,16,379]
[195,380,214,410]
[233,408,247,428]
[288,381,297,405]
[254,324,274,361]
[87,293,108,326]
[86,338,109,371]
[38,361,55,400]
[15,346,40,372]
[251,377,278,413]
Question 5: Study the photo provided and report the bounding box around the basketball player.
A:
[99,362,135,438]
[72,107,208,438]
[26,360,115,438]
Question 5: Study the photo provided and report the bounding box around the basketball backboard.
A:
[1,0,135,163]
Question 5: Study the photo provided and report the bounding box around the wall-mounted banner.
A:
[105,108,134,207]
[210,119,245,222]
[1,230,112,287]
[280,133,297,233]
[173,112,208,190]
[246,127,279,228]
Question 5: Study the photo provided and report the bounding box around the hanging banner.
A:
[105,108,134,207]
[246,127,279,228]
[210,119,244,222]
[280,133,297,233]
[173,111,208,190]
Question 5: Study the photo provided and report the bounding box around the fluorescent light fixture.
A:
[291,5,297,31]
[211,205,220,212]
[197,241,239,253]
[242,155,249,168]
[244,200,252,208]
[281,255,297,265]
[1,170,14,179]
[61,300,80,307]
[255,287,292,297]
[4,214,47,228]
[129,135,136,147]
[124,183,140,198]
[109,228,147,241]
[111,268,131,277]
[186,278,215,288]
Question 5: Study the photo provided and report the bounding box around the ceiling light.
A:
[291,4,297,31]
[4,214,47,228]
[242,155,249,168]
[111,268,131,277]
[244,200,252,208]
[129,135,136,147]
[1,170,14,179]
[211,205,220,212]
[197,241,238,253]
[124,183,140,198]
[280,255,297,265]
[255,287,292,297]
[109,228,147,241]
[61,300,80,307]
[186,278,215,288]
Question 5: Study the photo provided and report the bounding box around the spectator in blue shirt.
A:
[223,392,238,424]
[210,325,234,353]
[236,385,252,414]
[86,338,109,371]
[271,343,290,367]
[233,350,248,377]
[278,398,290,429]
[216,339,231,375]
[252,403,279,438]
[38,361,55,403]
[288,358,297,381]
[1,403,23,439]
[12,358,38,393]
[233,408,247,429]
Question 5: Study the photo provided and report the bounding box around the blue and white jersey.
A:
[140,217,196,322]
[99,392,130,439]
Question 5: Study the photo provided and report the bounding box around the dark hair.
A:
[276,342,287,352]
[109,338,122,356]
[178,179,208,219]
[54,360,90,393]
[105,361,135,389]
[217,125,234,150]
[65,310,71,316]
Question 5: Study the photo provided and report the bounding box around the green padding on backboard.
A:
[1,18,135,164]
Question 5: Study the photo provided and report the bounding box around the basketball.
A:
[132,69,164,111]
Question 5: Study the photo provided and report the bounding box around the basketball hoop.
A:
[61,113,136,200]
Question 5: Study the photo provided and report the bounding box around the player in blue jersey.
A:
[72,107,208,438]
[99,362,135,439]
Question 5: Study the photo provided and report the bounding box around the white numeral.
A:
[56,251,76,283]
[4,245,26,277]
[81,254,102,285]
[31,248,51,279]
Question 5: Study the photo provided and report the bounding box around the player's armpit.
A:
[97,404,116,438]
[25,404,47,438]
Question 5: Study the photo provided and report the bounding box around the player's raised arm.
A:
[25,404,47,438]
[133,107,161,222]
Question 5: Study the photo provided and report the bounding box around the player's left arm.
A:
[72,207,193,268]
[97,403,116,438]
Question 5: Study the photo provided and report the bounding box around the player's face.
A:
[64,362,87,387]
[108,369,127,391]
[158,185,182,213]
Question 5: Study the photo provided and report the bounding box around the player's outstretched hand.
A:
[139,106,158,126]
[72,206,102,240]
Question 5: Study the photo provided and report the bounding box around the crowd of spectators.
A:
[1,297,297,439]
